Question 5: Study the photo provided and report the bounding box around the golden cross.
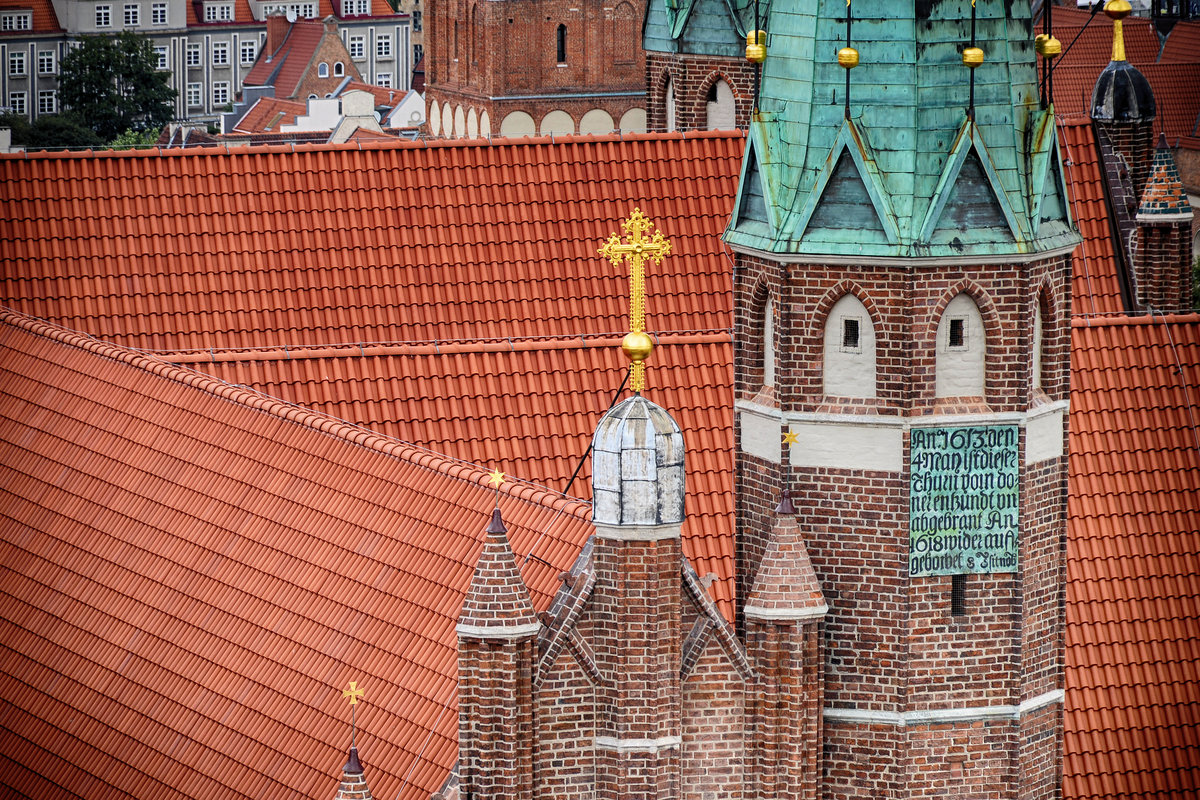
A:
[343,681,364,705]
[599,208,671,393]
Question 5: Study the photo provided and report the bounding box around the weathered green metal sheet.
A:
[723,0,1081,259]
[643,0,770,56]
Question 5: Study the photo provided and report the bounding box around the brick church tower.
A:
[723,1,1078,798]
[424,0,648,139]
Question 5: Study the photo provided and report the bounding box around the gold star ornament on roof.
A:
[598,208,672,394]
[486,469,505,488]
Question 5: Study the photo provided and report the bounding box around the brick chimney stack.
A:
[455,507,539,800]
[265,13,290,58]
[743,493,827,800]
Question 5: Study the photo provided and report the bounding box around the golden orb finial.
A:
[838,46,859,69]
[962,46,984,68]
[1035,34,1063,59]
[1104,0,1132,20]
[746,30,766,64]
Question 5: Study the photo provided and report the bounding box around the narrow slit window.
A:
[948,317,966,349]
[556,24,566,63]
[950,574,967,616]
[842,318,860,351]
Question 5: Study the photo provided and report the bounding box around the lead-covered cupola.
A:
[724,0,1080,259]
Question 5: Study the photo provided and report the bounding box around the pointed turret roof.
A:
[333,745,374,800]
[1136,134,1194,221]
[456,509,540,637]
[744,493,828,621]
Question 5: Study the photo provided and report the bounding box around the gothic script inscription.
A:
[909,425,1019,576]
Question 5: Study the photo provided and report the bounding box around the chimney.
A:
[266,13,289,57]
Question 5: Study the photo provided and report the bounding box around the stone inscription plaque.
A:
[909,425,1019,576]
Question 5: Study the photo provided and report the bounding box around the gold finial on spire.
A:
[599,208,672,394]
[342,681,365,747]
[1105,0,1132,62]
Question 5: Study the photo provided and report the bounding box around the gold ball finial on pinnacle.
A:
[622,331,654,364]
[838,46,859,69]
[1105,0,1132,20]
[963,46,984,68]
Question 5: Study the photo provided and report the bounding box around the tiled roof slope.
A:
[233,96,308,133]
[243,19,326,96]
[0,308,594,800]
[0,132,743,353]
[170,332,736,617]
[0,0,61,33]
[1067,313,1200,800]
[1059,118,1126,317]
[1052,63,1200,142]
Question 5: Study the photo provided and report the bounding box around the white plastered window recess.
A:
[824,295,876,398]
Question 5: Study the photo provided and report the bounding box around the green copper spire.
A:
[724,0,1079,259]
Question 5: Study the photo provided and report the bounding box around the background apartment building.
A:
[0,0,412,125]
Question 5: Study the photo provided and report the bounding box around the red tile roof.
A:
[1066,312,1200,800]
[0,132,740,351]
[0,307,593,800]
[0,0,61,33]
[166,332,736,616]
[232,96,307,133]
[244,18,326,96]
[1052,63,1200,142]
[1059,117,1127,317]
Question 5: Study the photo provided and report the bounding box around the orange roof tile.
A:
[1052,63,1200,142]
[1066,312,1200,800]
[1058,117,1127,317]
[0,132,742,353]
[233,96,307,133]
[244,18,326,96]
[0,0,61,33]
[165,332,736,617]
[0,308,593,800]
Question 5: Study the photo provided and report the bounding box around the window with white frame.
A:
[343,0,369,14]
[186,82,201,106]
[124,4,139,26]
[204,2,233,20]
[9,91,26,115]
[348,35,364,59]
[96,4,112,26]
[154,45,167,69]
[317,61,328,77]
[376,71,391,87]
[186,42,201,66]
[212,81,230,105]
[376,33,391,58]
[151,2,167,23]
[38,51,55,74]
[333,61,344,76]
[9,51,26,76]
[1,11,32,30]
[37,89,55,114]
[412,9,421,31]
[240,39,256,63]
[212,41,229,65]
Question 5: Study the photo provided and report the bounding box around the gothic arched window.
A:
[823,294,876,398]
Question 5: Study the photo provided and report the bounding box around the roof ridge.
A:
[157,330,733,364]
[0,308,590,517]
[1072,313,1200,328]
[0,129,746,161]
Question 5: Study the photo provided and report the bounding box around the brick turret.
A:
[590,394,685,800]
[744,492,827,800]
[456,507,539,800]
[1133,134,1196,311]
[333,746,373,800]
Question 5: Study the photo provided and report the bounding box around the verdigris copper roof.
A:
[643,0,763,56]
[725,0,1081,259]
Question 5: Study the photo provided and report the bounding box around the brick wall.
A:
[533,650,596,800]
[1132,222,1195,311]
[426,0,645,138]
[681,630,746,800]
[295,27,365,100]
[733,247,1070,799]
[457,636,535,799]
[644,51,755,132]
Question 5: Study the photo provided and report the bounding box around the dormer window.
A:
[203,2,234,20]
[1,11,32,30]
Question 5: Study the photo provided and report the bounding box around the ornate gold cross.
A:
[599,208,672,393]
[342,681,364,746]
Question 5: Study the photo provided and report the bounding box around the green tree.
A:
[109,127,160,149]
[58,32,176,141]
[0,112,103,150]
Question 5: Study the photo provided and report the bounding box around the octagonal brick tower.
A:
[723,2,1079,799]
